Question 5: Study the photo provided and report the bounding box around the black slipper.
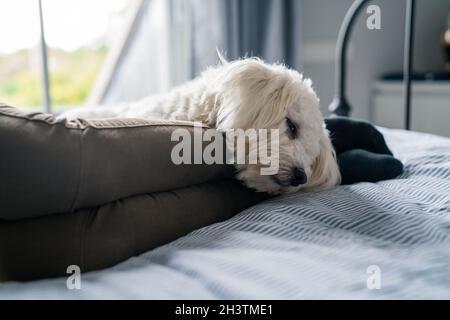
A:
[337,149,404,185]
[325,117,393,156]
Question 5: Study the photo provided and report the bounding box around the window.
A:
[0,1,41,110]
[0,0,138,113]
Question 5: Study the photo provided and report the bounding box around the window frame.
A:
[38,0,51,113]
[36,0,143,112]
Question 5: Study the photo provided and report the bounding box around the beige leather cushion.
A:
[0,180,267,282]
[0,104,269,281]
[0,104,235,220]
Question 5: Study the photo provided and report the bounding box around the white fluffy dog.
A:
[62,57,341,194]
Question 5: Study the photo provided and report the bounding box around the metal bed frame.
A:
[329,0,416,130]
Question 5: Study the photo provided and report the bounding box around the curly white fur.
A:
[61,57,341,194]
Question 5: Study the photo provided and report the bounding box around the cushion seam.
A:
[69,128,84,212]
[0,107,209,129]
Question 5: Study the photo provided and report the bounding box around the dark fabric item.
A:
[0,180,269,282]
[325,116,393,155]
[325,116,403,184]
[0,104,235,221]
[337,149,404,185]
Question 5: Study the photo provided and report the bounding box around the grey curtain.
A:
[99,0,302,104]
[189,0,302,76]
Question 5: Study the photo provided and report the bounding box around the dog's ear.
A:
[217,58,287,130]
[227,58,272,89]
[307,129,341,191]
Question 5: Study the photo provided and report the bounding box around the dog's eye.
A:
[286,118,297,139]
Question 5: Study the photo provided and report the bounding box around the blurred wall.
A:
[300,0,450,120]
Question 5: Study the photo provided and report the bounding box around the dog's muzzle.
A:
[290,167,307,186]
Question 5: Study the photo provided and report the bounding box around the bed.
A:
[1,127,449,299]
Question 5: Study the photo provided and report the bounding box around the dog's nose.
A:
[290,167,307,186]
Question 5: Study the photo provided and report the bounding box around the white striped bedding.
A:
[1,128,449,299]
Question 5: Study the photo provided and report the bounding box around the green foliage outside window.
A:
[0,46,106,109]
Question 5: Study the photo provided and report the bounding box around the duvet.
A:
[1,128,449,299]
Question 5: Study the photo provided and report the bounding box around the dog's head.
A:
[215,58,341,194]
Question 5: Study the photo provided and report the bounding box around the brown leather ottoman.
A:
[0,104,269,281]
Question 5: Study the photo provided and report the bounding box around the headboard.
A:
[329,0,416,131]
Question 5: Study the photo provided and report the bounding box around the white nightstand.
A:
[371,81,450,137]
